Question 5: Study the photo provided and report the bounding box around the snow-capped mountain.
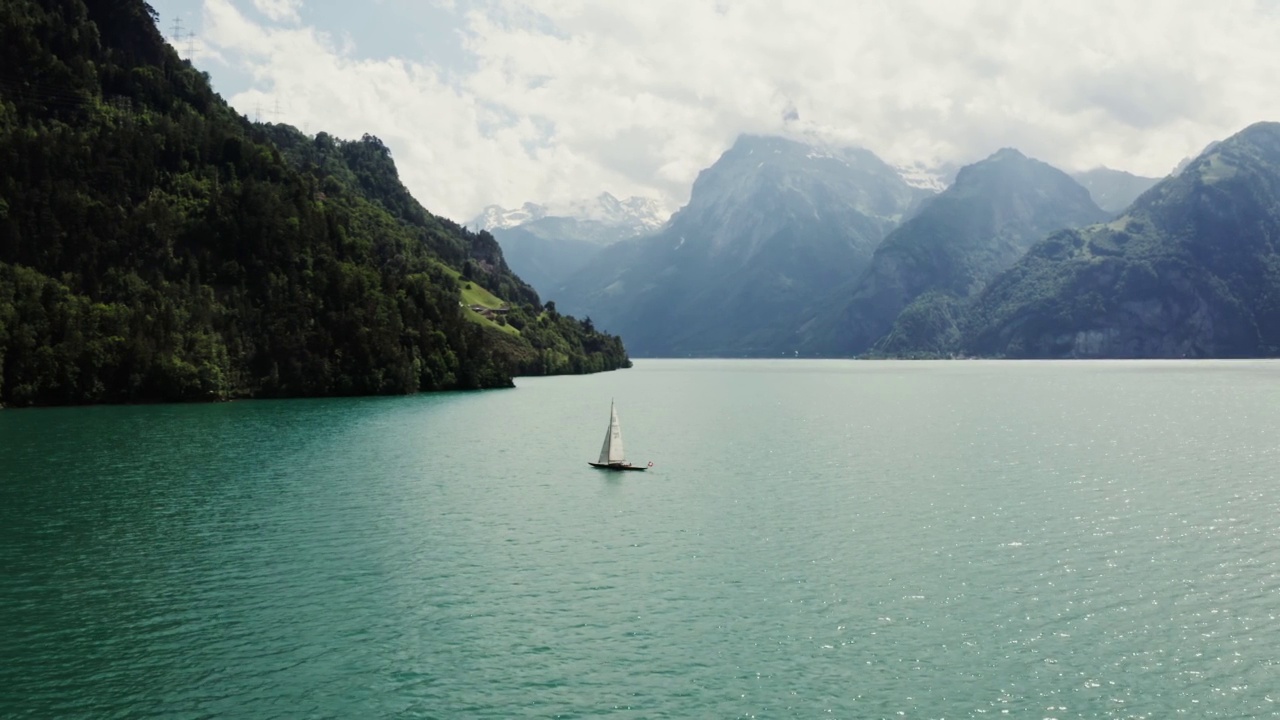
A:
[893,162,957,192]
[468,192,670,301]
[552,193,668,236]
[470,201,548,232]
[469,192,667,238]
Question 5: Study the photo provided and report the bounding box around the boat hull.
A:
[588,462,648,471]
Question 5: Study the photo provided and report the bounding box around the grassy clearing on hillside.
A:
[461,284,504,309]
[434,261,506,307]
[465,308,520,334]
[433,261,520,334]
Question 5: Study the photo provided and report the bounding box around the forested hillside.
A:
[0,0,629,407]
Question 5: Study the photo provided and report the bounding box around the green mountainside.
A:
[960,122,1280,358]
[0,0,628,407]
[801,149,1110,356]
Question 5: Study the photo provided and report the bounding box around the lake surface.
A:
[3,360,1280,718]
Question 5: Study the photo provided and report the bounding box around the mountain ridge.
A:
[799,147,1110,356]
[957,121,1280,358]
[555,134,932,356]
[474,192,669,300]
[470,192,667,237]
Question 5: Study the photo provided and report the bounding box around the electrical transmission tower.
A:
[170,16,195,57]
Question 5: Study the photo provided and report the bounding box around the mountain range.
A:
[6,0,1278,402]
[528,125,1280,360]
[801,148,1112,357]
[472,193,666,297]
[553,135,932,356]
[961,122,1280,357]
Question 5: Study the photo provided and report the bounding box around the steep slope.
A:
[257,123,631,376]
[478,193,668,297]
[804,149,1110,356]
[1072,167,1161,214]
[963,122,1280,358]
[0,0,628,406]
[555,135,930,356]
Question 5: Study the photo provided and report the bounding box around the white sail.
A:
[597,401,626,464]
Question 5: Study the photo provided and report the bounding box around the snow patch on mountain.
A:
[470,201,548,231]
[470,193,668,237]
[549,193,669,234]
[893,163,951,192]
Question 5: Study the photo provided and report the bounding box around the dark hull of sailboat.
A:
[588,462,648,471]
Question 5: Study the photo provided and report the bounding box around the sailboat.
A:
[588,400,650,471]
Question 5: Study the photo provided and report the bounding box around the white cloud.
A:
[250,0,302,24]
[199,0,1280,222]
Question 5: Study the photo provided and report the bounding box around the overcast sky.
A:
[149,0,1280,222]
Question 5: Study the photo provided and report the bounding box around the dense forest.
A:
[0,0,629,407]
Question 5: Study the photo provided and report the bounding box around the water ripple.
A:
[3,361,1280,717]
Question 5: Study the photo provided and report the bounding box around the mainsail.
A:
[597,401,626,465]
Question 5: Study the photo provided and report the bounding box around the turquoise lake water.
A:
[3,360,1280,718]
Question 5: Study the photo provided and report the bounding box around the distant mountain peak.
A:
[805,148,1109,356]
[470,194,667,235]
[471,201,547,231]
[477,192,671,298]
[680,134,926,233]
[549,192,668,234]
[990,147,1026,160]
[554,135,930,357]
[950,147,1079,193]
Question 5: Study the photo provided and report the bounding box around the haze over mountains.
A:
[493,124,1280,359]
[1070,168,1161,214]
[554,135,932,356]
[964,123,1280,358]
[471,193,666,297]
[800,148,1113,357]
[9,0,1279,394]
